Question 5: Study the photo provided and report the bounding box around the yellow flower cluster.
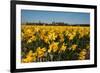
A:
[22,47,46,63]
[21,25,90,63]
[71,44,77,51]
[59,43,67,53]
[22,50,37,63]
[36,47,46,58]
[78,49,87,60]
[48,42,59,53]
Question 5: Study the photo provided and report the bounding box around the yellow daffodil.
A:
[78,49,87,60]
[71,44,77,51]
[36,47,46,58]
[48,42,59,53]
[59,43,67,52]
[22,50,37,63]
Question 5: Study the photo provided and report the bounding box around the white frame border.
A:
[16,4,94,69]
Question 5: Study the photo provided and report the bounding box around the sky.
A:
[21,10,90,24]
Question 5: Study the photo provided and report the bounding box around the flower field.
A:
[21,25,90,63]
